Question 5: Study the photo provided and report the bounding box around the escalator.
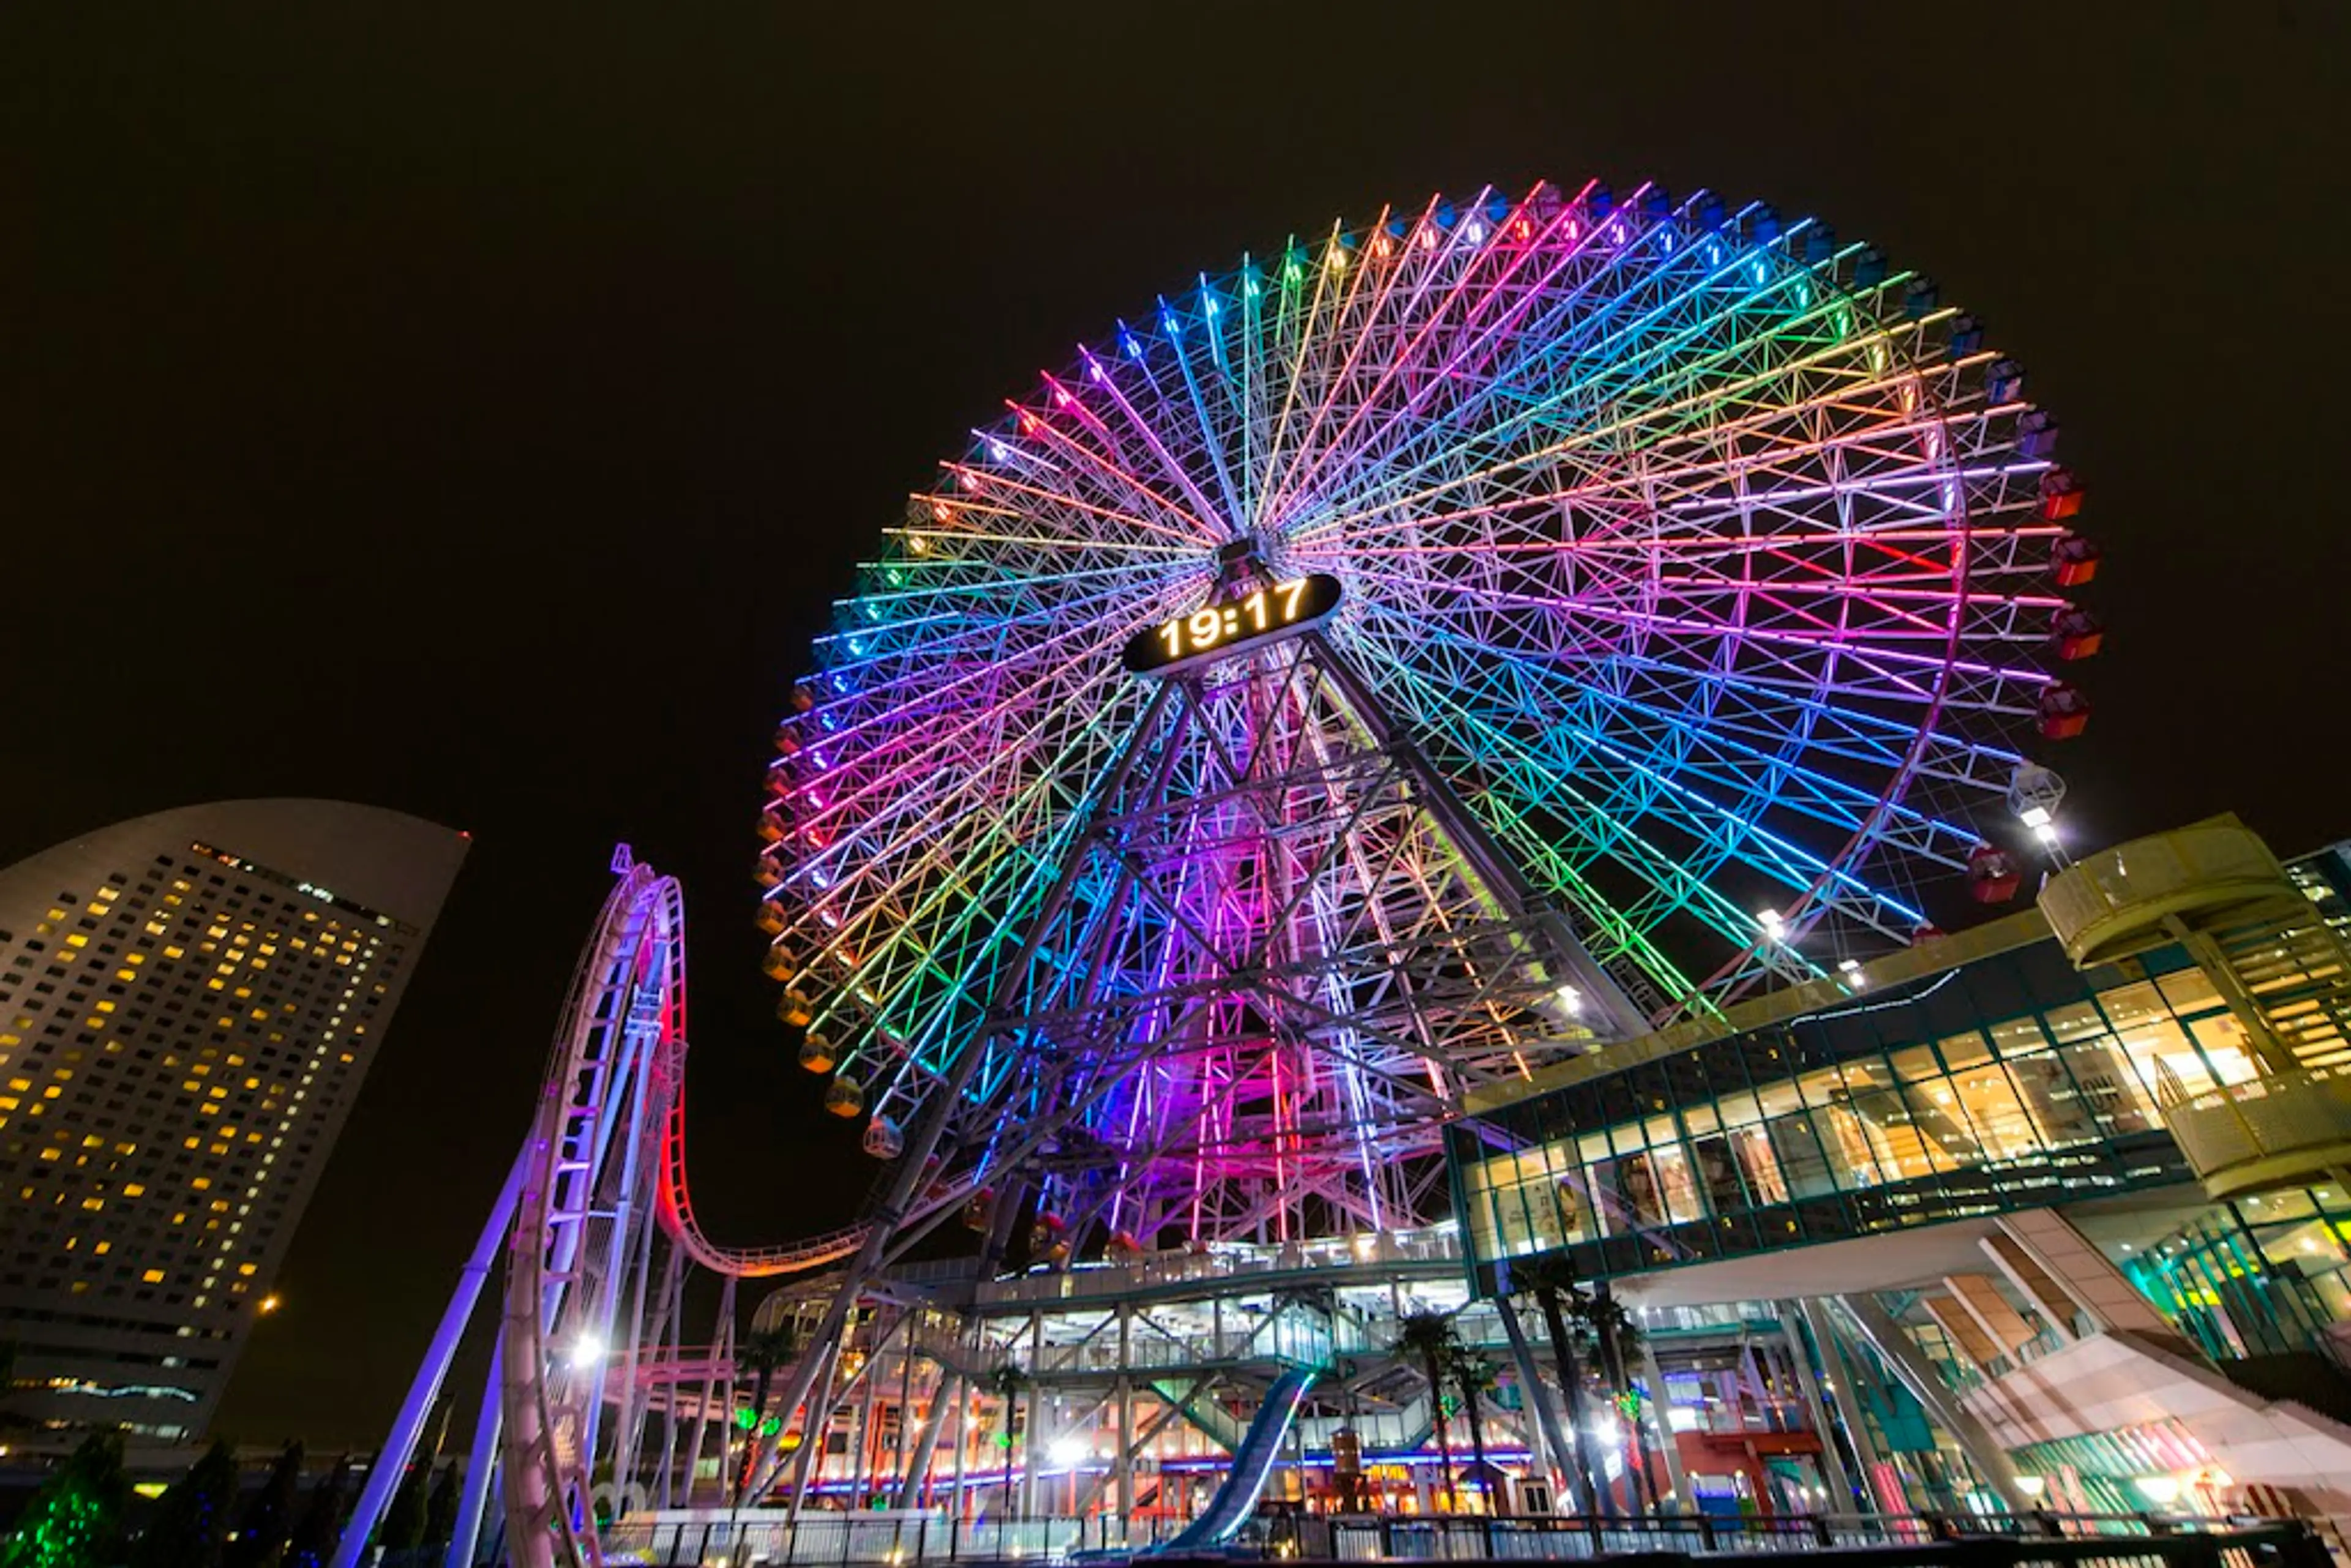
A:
[1149,1365,1319,1553]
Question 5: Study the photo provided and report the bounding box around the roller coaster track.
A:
[347,857,980,1568]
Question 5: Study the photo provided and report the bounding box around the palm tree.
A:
[1581,1284,1654,1514]
[1504,1255,1605,1516]
[285,1458,351,1568]
[986,1364,1030,1518]
[1393,1309,1461,1513]
[228,1440,304,1568]
[733,1322,807,1503]
[1450,1349,1504,1517]
[129,1440,237,1568]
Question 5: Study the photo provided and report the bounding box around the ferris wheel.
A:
[757,178,2098,1242]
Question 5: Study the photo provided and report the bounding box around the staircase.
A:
[2208,912,2351,1071]
[2039,819,2351,1198]
[2217,1351,2351,1431]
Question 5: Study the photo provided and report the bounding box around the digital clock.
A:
[1121,574,1344,677]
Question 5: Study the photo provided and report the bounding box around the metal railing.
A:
[975,1228,1464,1308]
[598,1512,2333,1568]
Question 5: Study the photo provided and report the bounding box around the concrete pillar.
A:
[1922,1293,2002,1368]
[1639,1337,1693,1514]
[853,1330,885,1509]
[1775,1304,1855,1514]
[1796,1299,1887,1503]
[1499,1299,1581,1512]
[1944,1273,2036,1356]
[1834,1294,2030,1511]
[1116,1306,1134,1531]
[1022,1311,1044,1518]
[1979,1232,2080,1341]
[1995,1209,2189,1346]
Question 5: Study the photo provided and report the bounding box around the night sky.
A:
[2,5,2344,1447]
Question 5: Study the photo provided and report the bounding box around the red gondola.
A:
[2051,607,2104,661]
[2051,533,2101,587]
[2036,468,2085,521]
[1967,844,2023,904]
[2037,683,2091,740]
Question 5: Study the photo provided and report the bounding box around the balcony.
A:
[2036,815,2301,969]
[2156,1065,2351,1199]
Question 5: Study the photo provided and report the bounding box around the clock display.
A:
[1122,574,1343,677]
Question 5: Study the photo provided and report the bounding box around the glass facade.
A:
[2125,1184,2351,1361]
[1450,931,2267,1294]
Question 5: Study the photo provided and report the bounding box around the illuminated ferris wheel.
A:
[756,178,2099,1248]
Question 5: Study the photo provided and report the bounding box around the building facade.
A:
[1449,819,2351,1526]
[0,800,467,1439]
[591,820,2351,1552]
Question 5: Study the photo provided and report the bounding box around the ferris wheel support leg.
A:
[446,1338,504,1568]
[332,1147,529,1568]
[1307,633,1652,1041]
[760,683,1182,1501]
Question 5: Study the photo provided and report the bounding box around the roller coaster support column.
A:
[755,684,1178,1499]
[446,1340,503,1568]
[333,1147,530,1568]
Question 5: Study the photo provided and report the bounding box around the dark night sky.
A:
[2,4,2345,1446]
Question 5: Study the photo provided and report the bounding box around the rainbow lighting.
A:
[351,180,2110,1568]
[759,177,2096,1252]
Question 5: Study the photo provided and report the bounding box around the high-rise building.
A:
[0,800,467,1440]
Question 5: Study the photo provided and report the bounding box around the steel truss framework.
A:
[937,628,1644,1247]
[762,176,2090,1196]
[355,178,2098,1568]
[728,176,2091,1538]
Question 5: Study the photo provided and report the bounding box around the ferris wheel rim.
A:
[762,174,2089,1132]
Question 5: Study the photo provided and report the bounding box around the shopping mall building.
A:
[1451,816,2351,1522]
[750,819,2351,1540]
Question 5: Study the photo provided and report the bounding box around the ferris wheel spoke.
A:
[1081,335,1236,533]
[991,392,1219,543]
[1393,620,1975,866]
[1378,614,1923,906]
[1319,555,2050,739]
[1254,202,1425,525]
[942,457,1204,551]
[891,512,1207,561]
[1355,642,1820,974]
[1160,285,1254,525]
[811,555,1194,680]
[1264,185,1585,525]
[1299,261,1934,542]
[1289,227,1818,530]
[1256,219,1381,509]
[1312,345,1985,558]
[820,694,1149,1090]
[1380,628,1925,937]
[797,567,1190,746]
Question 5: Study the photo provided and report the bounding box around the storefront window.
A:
[1459,944,2227,1275]
[1949,1063,2038,1160]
